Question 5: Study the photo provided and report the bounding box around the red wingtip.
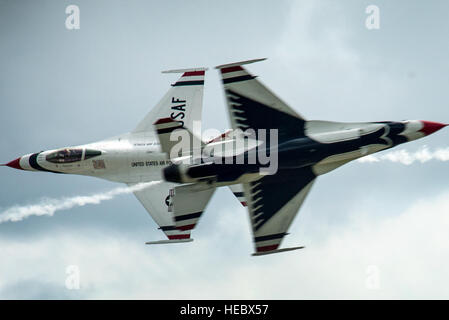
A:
[182,70,205,77]
[220,66,244,74]
[256,244,280,253]
[167,234,191,240]
[419,121,447,136]
[177,224,195,231]
[5,157,23,170]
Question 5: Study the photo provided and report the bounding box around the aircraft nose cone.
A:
[4,157,23,170]
[419,121,448,136]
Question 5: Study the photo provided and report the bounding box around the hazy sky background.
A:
[0,0,448,299]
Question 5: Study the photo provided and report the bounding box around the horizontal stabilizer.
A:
[145,239,194,245]
[252,246,305,256]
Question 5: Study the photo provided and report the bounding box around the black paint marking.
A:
[29,153,64,174]
[174,212,202,222]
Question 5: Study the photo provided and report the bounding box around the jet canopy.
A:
[46,148,102,163]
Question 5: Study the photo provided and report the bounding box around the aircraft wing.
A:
[128,181,191,242]
[216,59,306,143]
[241,167,316,255]
[229,184,247,207]
[171,184,216,231]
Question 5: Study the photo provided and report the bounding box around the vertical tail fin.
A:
[153,118,204,159]
[133,68,207,134]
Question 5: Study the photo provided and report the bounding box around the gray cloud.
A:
[1,189,449,299]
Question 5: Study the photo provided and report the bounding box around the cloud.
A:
[0,279,83,299]
[358,146,449,165]
[0,181,161,224]
[270,1,414,123]
[1,188,449,299]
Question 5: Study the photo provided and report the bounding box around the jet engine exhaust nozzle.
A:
[163,164,182,183]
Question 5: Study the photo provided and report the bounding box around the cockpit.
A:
[46,148,102,164]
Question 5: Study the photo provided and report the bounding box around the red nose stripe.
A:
[419,121,447,136]
[6,157,23,170]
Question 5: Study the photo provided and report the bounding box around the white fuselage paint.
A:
[23,132,167,183]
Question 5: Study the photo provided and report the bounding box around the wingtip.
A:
[252,246,305,256]
[215,58,267,69]
[145,239,194,245]
[162,67,208,74]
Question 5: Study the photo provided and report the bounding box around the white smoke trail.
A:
[358,146,449,165]
[0,181,161,224]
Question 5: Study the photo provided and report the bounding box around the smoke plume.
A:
[358,146,449,165]
[0,181,161,224]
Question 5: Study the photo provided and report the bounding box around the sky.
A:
[0,0,448,299]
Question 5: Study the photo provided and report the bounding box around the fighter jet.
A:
[159,59,447,256]
[2,67,237,244]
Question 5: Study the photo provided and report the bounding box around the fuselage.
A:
[4,120,447,186]
[5,132,170,184]
[163,120,447,186]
